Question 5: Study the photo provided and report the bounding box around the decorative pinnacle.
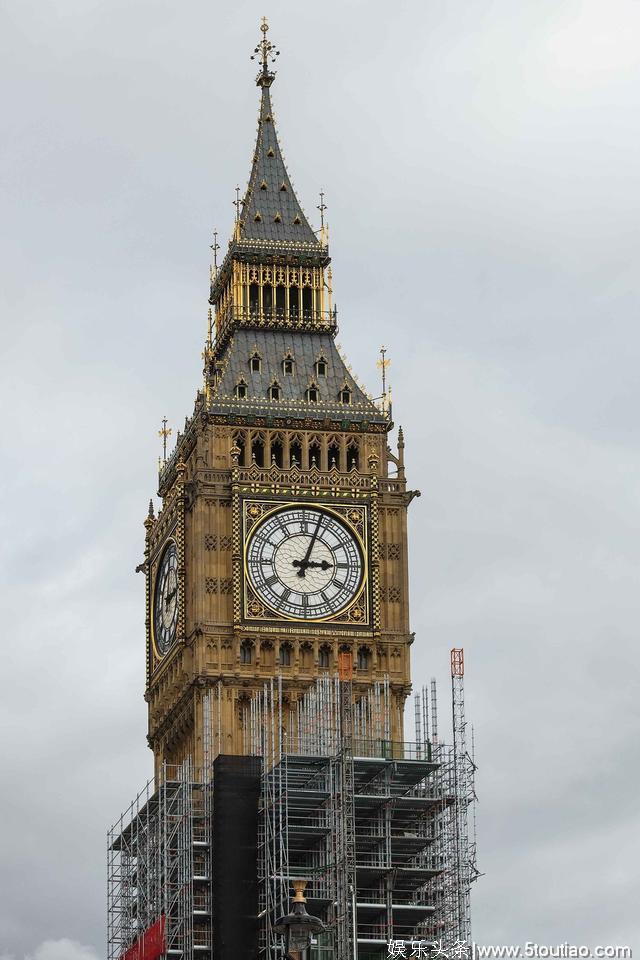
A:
[377,345,391,416]
[292,879,307,903]
[158,416,172,462]
[210,229,219,276]
[250,16,280,87]
[317,191,327,229]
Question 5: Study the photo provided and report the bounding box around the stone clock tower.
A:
[109,24,479,960]
[142,20,417,784]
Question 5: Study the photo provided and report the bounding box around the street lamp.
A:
[274,879,325,959]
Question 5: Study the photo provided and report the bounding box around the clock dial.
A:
[246,505,364,620]
[153,541,179,656]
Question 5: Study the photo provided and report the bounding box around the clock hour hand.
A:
[296,514,323,577]
[292,559,332,571]
[165,586,177,607]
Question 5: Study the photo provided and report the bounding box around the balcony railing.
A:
[215,302,337,342]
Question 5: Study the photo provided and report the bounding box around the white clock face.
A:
[246,505,364,620]
[153,541,178,655]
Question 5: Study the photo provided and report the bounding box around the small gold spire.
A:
[158,417,172,462]
[376,346,391,416]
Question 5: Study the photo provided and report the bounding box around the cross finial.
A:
[158,417,172,462]
[250,17,280,87]
[233,186,242,224]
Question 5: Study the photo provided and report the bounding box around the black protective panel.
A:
[213,754,262,959]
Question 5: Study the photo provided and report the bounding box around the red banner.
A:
[120,915,166,960]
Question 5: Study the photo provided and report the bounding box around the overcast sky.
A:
[1,0,639,956]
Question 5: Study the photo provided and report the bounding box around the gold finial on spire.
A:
[376,346,391,417]
[250,16,280,87]
[158,417,172,463]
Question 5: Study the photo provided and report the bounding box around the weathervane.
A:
[376,346,391,416]
[250,16,280,86]
[158,417,172,463]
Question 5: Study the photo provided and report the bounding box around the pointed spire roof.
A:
[238,85,318,245]
[209,19,330,310]
[237,18,320,247]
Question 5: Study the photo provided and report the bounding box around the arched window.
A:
[340,387,352,405]
[268,382,281,401]
[308,439,321,468]
[249,283,259,314]
[282,354,295,375]
[289,286,299,317]
[240,641,253,665]
[233,431,246,466]
[315,357,328,377]
[279,643,292,667]
[270,437,283,468]
[250,352,261,373]
[319,645,331,669]
[263,285,273,317]
[235,379,248,399]
[251,435,265,467]
[347,441,359,471]
[290,438,302,467]
[306,385,319,403]
[328,442,340,470]
[357,647,371,672]
[302,287,313,317]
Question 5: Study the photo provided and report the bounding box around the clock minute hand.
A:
[297,514,323,577]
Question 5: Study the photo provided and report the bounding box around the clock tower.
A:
[110,22,479,960]
[143,19,416,782]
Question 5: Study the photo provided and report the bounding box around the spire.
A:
[240,19,320,246]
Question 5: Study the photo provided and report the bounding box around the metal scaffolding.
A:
[107,759,213,959]
[244,654,479,960]
[108,653,478,959]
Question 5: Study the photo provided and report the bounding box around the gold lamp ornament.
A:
[273,879,325,959]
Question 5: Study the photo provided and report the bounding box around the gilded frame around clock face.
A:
[151,538,179,659]
[242,499,370,626]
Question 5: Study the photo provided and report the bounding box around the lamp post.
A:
[274,879,325,959]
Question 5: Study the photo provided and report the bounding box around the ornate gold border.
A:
[240,498,370,626]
